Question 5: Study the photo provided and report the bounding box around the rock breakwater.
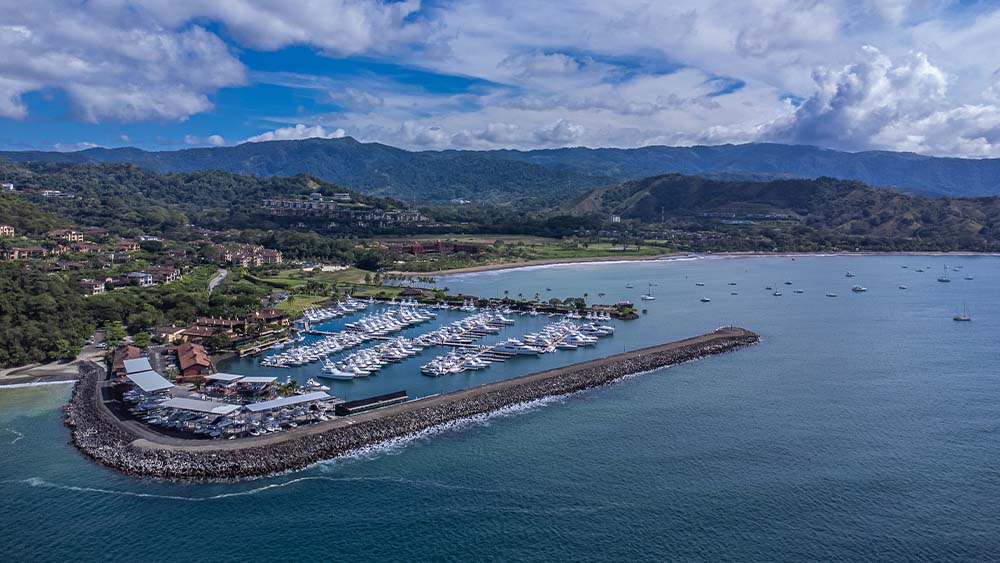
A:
[65,327,759,479]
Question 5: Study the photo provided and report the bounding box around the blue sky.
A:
[3,1,1000,157]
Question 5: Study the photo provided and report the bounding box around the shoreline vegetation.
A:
[64,327,759,480]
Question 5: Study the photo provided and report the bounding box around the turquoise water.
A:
[3,255,1000,562]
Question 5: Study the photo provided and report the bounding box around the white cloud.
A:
[327,88,384,114]
[244,124,347,143]
[533,119,585,144]
[0,4,245,122]
[184,134,226,146]
[765,46,1000,156]
[9,1,1000,156]
[131,0,429,55]
[53,141,100,152]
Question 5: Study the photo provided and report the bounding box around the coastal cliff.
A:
[65,327,759,480]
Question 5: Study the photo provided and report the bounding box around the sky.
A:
[2,0,1000,157]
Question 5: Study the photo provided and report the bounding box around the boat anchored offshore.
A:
[700,297,711,303]
[938,266,951,283]
[852,285,867,293]
[953,303,972,322]
[641,283,656,301]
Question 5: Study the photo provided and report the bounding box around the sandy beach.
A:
[391,250,1000,277]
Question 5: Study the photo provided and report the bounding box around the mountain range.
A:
[4,137,1000,202]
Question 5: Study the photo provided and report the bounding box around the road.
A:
[207,267,228,294]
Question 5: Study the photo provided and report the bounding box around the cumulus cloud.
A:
[132,0,429,55]
[9,0,1000,156]
[184,134,226,146]
[244,124,347,143]
[498,52,581,78]
[532,119,584,144]
[766,46,1000,156]
[0,4,245,122]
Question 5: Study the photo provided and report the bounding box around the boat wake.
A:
[3,427,24,444]
[318,393,572,471]
[11,472,519,502]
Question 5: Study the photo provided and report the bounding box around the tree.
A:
[203,332,233,351]
[104,321,127,347]
[132,331,151,349]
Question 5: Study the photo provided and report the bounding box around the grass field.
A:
[274,294,331,314]
[258,266,367,288]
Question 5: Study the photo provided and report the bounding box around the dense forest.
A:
[0,263,93,366]
[0,194,68,237]
[0,160,400,237]
[9,137,1000,200]
[568,174,1000,251]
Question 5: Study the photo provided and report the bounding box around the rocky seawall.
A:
[65,327,759,480]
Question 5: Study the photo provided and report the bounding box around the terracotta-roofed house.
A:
[175,342,212,380]
[111,345,141,379]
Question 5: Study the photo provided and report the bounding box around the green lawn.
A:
[258,266,366,288]
[275,294,332,314]
[171,265,219,294]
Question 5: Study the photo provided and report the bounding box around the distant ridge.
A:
[4,137,1000,201]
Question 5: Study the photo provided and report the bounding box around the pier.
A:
[65,326,759,479]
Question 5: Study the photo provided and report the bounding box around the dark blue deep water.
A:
[2,255,999,562]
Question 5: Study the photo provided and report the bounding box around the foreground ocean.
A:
[2,255,999,562]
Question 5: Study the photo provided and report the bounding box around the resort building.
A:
[115,240,140,252]
[47,229,84,243]
[0,224,13,238]
[127,272,155,287]
[70,243,105,254]
[212,243,283,268]
[146,266,180,284]
[175,342,212,380]
[20,246,49,259]
[78,278,106,296]
[245,308,289,328]
[156,326,187,344]
[387,240,487,255]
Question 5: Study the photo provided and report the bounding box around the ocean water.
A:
[2,255,999,562]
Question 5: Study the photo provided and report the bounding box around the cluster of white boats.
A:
[301,298,368,324]
[318,311,517,379]
[422,320,615,377]
[262,308,438,368]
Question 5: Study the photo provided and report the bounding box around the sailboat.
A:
[641,283,656,301]
[953,303,971,322]
[937,266,951,283]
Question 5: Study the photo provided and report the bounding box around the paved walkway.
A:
[207,267,228,294]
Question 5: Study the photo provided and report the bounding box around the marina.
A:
[64,326,759,478]
[6,254,1000,563]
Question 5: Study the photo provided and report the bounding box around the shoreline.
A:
[392,250,1000,277]
[64,327,759,480]
[390,252,682,276]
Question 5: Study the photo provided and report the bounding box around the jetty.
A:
[64,327,759,480]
